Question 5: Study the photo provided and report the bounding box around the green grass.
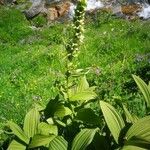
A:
[0,7,150,128]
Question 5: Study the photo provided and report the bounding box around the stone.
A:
[47,1,71,22]
[56,2,70,17]
[47,7,58,21]
[121,4,141,16]
[24,0,45,20]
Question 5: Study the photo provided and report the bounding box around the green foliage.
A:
[133,75,150,110]
[0,0,150,149]
[71,128,99,150]
[23,107,40,138]
[100,101,125,144]
[31,15,47,27]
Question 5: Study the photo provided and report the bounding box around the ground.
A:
[0,6,150,129]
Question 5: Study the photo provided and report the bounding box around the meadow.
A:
[0,4,150,149]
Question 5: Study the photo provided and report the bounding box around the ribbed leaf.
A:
[71,128,99,150]
[38,122,58,136]
[133,75,150,108]
[75,108,100,125]
[123,137,150,150]
[123,105,138,124]
[122,145,147,150]
[68,77,97,102]
[44,96,70,119]
[125,116,150,142]
[69,90,97,101]
[23,108,40,138]
[54,106,72,118]
[49,136,68,150]
[29,135,56,148]
[77,76,89,91]
[7,140,26,150]
[100,101,125,144]
[7,121,29,144]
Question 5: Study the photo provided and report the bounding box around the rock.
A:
[47,1,71,22]
[24,1,46,20]
[47,7,58,21]
[121,4,141,16]
[56,2,70,17]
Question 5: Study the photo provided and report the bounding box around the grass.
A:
[0,6,150,128]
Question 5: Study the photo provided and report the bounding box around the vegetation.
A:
[0,0,150,149]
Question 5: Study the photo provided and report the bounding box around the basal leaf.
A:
[71,128,99,150]
[7,140,26,150]
[29,135,56,148]
[49,136,68,150]
[23,108,40,138]
[125,116,150,142]
[100,101,125,144]
[7,121,29,144]
[38,122,58,136]
[133,75,150,108]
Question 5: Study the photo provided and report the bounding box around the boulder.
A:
[46,1,71,22]
[121,4,141,16]
[24,0,47,20]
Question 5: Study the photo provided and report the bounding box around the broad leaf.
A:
[133,75,150,108]
[54,106,72,118]
[69,88,97,102]
[100,101,125,144]
[7,121,29,144]
[29,135,56,148]
[122,137,150,150]
[71,128,99,150]
[77,76,89,91]
[49,136,68,150]
[38,122,58,136]
[125,116,150,142]
[44,96,69,119]
[75,108,100,125]
[23,108,40,138]
[7,140,26,150]
[122,145,147,150]
[68,76,97,102]
[122,105,138,124]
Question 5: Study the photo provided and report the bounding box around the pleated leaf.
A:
[7,121,29,144]
[71,128,99,150]
[133,75,150,108]
[38,122,58,136]
[29,135,56,148]
[100,101,125,144]
[49,136,68,150]
[23,108,40,138]
[125,116,150,142]
[122,145,147,150]
[77,76,89,91]
[68,76,97,102]
[7,140,26,150]
[123,105,138,124]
